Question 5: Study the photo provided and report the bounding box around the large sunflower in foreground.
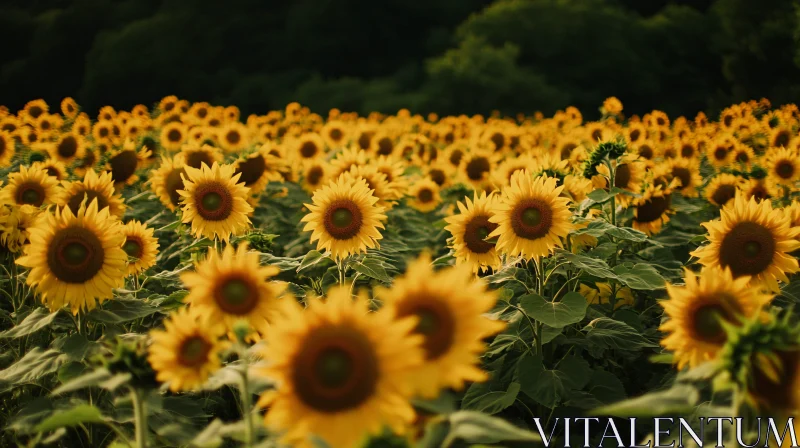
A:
[301,175,386,260]
[659,267,772,370]
[16,200,127,314]
[121,220,159,276]
[488,171,573,260]
[148,306,226,392]
[0,164,61,208]
[377,254,505,398]
[691,194,800,292]
[58,170,126,218]
[256,286,424,448]
[149,156,187,211]
[444,191,501,273]
[180,243,285,336]
[178,162,253,242]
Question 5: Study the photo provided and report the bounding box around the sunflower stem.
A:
[130,388,148,448]
[239,364,254,448]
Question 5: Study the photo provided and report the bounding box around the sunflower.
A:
[92,121,114,144]
[444,192,501,273]
[178,143,223,169]
[0,131,15,167]
[0,164,61,208]
[16,200,127,314]
[764,146,800,189]
[181,242,285,335]
[659,267,772,370]
[178,162,253,242]
[160,121,187,151]
[300,159,330,193]
[148,306,226,392]
[321,120,350,148]
[233,147,282,196]
[369,131,396,157]
[255,286,424,448]
[705,139,733,169]
[372,155,409,199]
[769,127,794,149]
[293,132,326,161]
[60,97,79,119]
[664,157,703,198]
[121,220,159,276]
[218,122,250,153]
[492,153,536,189]
[691,194,800,292]
[377,253,505,398]
[595,154,645,207]
[561,174,594,203]
[424,160,453,189]
[32,160,67,182]
[301,175,386,260]
[739,178,776,203]
[345,165,398,210]
[0,204,39,253]
[106,142,151,187]
[459,149,497,192]
[407,178,441,213]
[22,99,48,121]
[58,170,126,218]
[631,185,673,235]
[579,282,634,309]
[149,156,187,211]
[732,143,756,167]
[488,172,573,260]
[330,147,369,178]
[705,174,742,207]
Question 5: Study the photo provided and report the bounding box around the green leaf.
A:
[351,258,393,283]
[574,219,647,242]
[593,384,699,417]
[0,308,62,339]
[441,411,541,447]
[612,264,665,290]
[583,318,657,351]
[297,250,329,272]
[519,292,587,328]
[517,354,579,409]
[587,189,615,203]
[34,404,104,433]
[52,368,131,395]
[85,297,160,324]
[157,220,181,232]
[53,333,92,362]
[461,382,520,415]
[587,370,627,404]
[0,348,65,386]
[558,252,616,278]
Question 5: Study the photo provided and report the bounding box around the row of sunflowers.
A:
[1,96,800,447]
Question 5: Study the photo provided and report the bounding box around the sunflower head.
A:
[148,306,226,392]
[407,178,442,213]
[122,220,159,276]
[0,164,61,208]
[178,162,254,242]
[301,175,387,260]
[444,191,501,273]
[256,286,424,448]
[660,267,772,370]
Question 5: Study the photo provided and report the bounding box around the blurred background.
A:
[1,0,799,120]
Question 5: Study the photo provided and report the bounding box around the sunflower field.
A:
[1,96,800,448]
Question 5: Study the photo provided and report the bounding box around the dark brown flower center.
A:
[511,198,553,239]
[306,166,324,186]
[16,182,45,206]
[329,128,343,142]
[167,129,182,143]
[29,105,43,118]
[292,325,379,412]
[225,130,241,145]
[67,190,109,214]
[418,188,434,203]
[629,129,641,142]
[186,151,214,169]
[638,144,653,160]
[773,130,791,148]
[194,182,233,221]
[635,195,671,223]
[449,149,463,166]
[680,144,695,158]
[429,169,446,186]
[166,168,186,207]
[490,132,505,150]
[466,157,490,181]
[123,237,144,259]
[396,297,455,360]
[463,215,497,254]
[736,151,749,163]
[109,150,138,184]
[357,132,373,150]
[234,154,267,186]
[376,137,393,156]
[776,160,795,179]
[671,167,692,189]
[719,221,776,277]
[299,141,318,158]
[711,184,736,207]
[178,336,212,368]
[213,275,259,315]
[47,226,105,283]
[560,143,578,160]
[614,164,632,189]
[57,135,78,158]
[714,147,728,161]
[323,200,363,240]
[691,297,741,344]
